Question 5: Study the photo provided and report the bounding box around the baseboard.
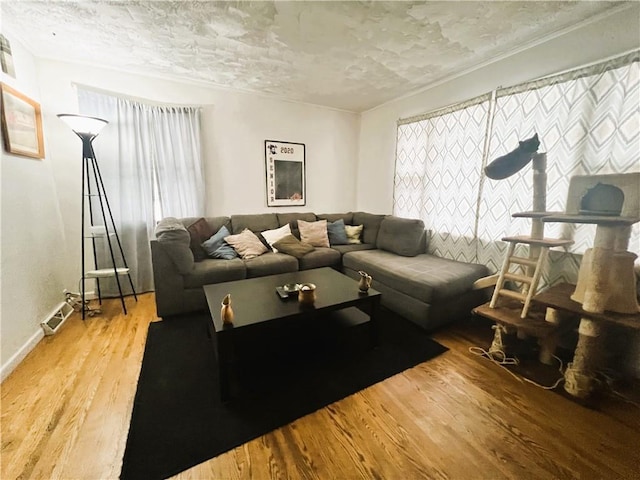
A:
[0,295,94,383]
[1,327,44,383]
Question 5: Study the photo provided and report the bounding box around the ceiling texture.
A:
[0,1,631,112]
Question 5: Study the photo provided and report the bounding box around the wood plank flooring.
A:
[1,293,639,479]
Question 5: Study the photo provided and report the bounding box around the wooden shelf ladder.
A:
[489,235,573,318]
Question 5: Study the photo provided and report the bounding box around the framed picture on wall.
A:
[265,140,305,207]
[1,83,45,159]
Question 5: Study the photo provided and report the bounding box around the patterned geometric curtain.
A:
[479,51,640,284]
[394,95,491,263]
[394,51,639,285]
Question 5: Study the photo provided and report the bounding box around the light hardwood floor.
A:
[2,293,639,479]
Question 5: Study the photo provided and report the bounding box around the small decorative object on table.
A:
[298,283,316,306]
[220,294,234,325]
[358,271,372,293]
[276,283,299,299]
[283,283,300,295]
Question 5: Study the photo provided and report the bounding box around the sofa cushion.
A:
[344,224,363,244]
[183,258,246,289]
[277,212,317,239]
[244,252,299,278]
[201,225,238,260]
[352,212,385,245]
[316,212,354,225]
[327,219,349,245]
[330,243,377,255]
[376,216,426,257]
[180,216,230,234]
[298,247,341,270]
[154,217,195,274]
[186,218,215,261]
[225,229,268,259]
[230,214,279,234]
[298,219,330,247]
[342,250,489,304]
[272,234,314,258]
[261,224,292,253]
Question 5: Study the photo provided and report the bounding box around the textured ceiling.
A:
[0,1,629,112]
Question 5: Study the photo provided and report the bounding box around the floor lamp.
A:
[58,113,137,319]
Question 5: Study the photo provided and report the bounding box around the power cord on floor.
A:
[469,346,565,390]
[599,369,640,408]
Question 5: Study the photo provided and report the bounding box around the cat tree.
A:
[474,133,640,401]
[474,135,574,365]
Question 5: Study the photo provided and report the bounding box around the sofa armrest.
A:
[150,240,188,317]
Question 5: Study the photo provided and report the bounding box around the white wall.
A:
[37,60,359,219]
[357,4,640,213]
[0,38,68,375]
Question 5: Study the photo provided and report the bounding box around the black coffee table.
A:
[203,267,381,401]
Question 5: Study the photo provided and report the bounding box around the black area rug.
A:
[120,308,448,480]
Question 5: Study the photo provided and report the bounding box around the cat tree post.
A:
[571,223,639,314]
[531,153,547,240]
[525,153,547,292]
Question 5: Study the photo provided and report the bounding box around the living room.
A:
[1,1,639,479]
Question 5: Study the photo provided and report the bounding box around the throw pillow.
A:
[344,224,363,244]
[187,218,215,261]
[201,225,239,260]
[327,219,348,245]
[260,224,292,253]
[224,228,268,259]
[298,219,330,247]
[272,234,315,259]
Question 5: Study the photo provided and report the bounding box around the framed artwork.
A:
[0,34,15,77]
[265,140,305,207]
[1,83,45,159]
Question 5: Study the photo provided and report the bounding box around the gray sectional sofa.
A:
[150,211,490,331]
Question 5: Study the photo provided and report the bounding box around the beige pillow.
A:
[260,224,291,253]
[224,228,268,259]
[345,224,363,244]
[298,219,330,247]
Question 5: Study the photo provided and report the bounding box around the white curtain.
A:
[77,88,204,294]
[479,53,640,284]
[394,51,639,286]
[395,95,491,263]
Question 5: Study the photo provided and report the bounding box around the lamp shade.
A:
[57,113,108,136]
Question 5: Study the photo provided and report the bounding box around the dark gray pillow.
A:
[327,219,349,245]
[376,216,426,257]
[155,217,195,274]
[273,234,315,258]
[201,225,239,260]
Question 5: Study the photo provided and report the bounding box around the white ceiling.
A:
[0,1,631,112]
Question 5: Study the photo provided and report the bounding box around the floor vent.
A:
[41,302,74,336]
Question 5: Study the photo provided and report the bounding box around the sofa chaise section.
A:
[343,250,489,330]
[341,216,489,330]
